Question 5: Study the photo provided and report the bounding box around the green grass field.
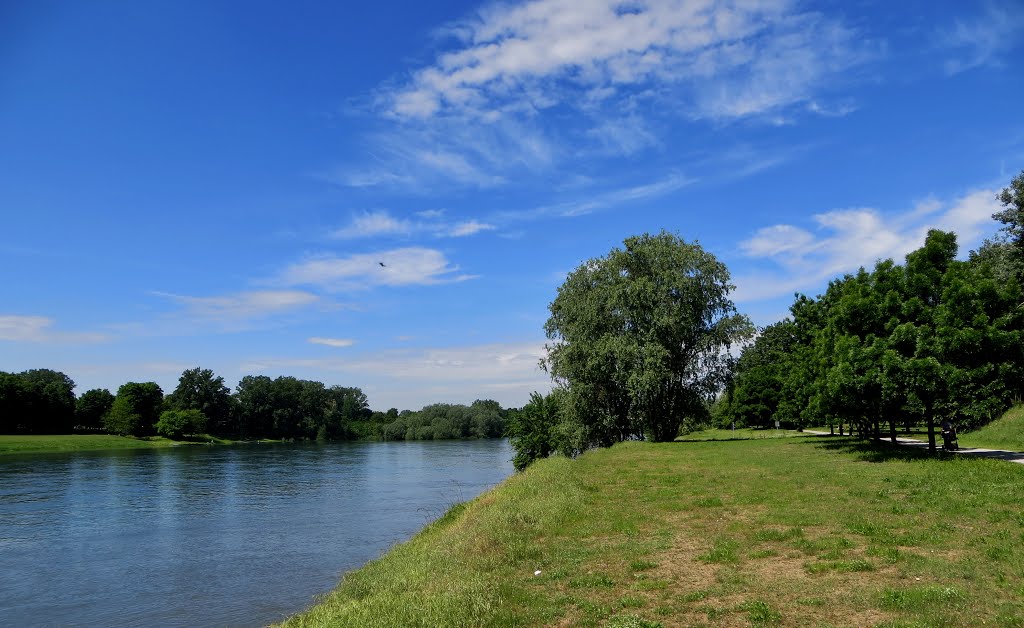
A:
[281,434,1024,627]
[0,433,238,455]
[678,427,806,441]
[0,434,182,455]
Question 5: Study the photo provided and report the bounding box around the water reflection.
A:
[0,439,512,627]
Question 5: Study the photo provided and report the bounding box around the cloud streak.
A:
[331,210,496,239]
[0,315,108,344]
[941,2,1024,75]
[278,247,477,291]
[152,290,321,322]
[308,337,355,348]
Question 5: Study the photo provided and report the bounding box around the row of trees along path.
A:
[803,429,1024,465]
[720,171,1024,452]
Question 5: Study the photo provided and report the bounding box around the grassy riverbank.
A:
[0,433,236,455]
[282,433,1024,627]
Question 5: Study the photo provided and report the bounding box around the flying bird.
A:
[378,262,386,267]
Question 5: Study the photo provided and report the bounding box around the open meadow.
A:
[283,432,1024,627]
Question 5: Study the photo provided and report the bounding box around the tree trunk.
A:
[926,404,936,453]
[889,418,897,443]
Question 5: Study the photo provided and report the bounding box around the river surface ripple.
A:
[0,439,513,627]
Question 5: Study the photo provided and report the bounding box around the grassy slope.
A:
[282,435,1024,627]
[959,404,1024,451]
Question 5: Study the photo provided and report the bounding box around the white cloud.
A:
[152,290,321,321]
[331,210,497,240]
[0,314,108,344]
[733,186,1002,302]
[586,115,660,156]
[739,224,816,259]
[383,0,868,122]
[332,117,554,191]
[941,2,1024,75]
[0,315,51,341]
[342,0,872,191]
[331,211,413,238]
[449,220,496,237]
[278,247,477,291]
[806,100,857,117]
[308,337,356,348]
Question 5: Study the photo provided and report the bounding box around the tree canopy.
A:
[723,227,1024,452]
[543,231,753,452]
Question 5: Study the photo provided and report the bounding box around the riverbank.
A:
[281,433,1024,626]
[0,434,236,455]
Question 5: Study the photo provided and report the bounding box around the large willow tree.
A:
[544,231,753,448]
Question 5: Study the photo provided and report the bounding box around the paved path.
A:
[803,430,1024,465]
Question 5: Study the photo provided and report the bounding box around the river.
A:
[0,439,513,626]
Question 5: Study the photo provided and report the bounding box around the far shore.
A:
[0,433,252,456]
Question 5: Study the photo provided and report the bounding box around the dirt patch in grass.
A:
[649,536,719,591]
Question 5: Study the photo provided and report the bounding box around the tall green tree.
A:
[155,409,208,439]
[993,169,1024,285]
[104,382,164,436]
[544,231,753,447]
[0,372,28,433]
[728,320,796,429]
[75,388,115,430]
[168,368,234,435]
[18,369,77,434]
[508,390,565,470]
[235,375,275,438]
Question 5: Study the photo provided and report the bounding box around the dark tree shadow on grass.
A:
[674,436,773,443]
[805,437,954,463]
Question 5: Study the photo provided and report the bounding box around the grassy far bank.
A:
[0,433,238,455]
[282,436,1024,627]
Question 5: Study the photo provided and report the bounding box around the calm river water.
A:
[0,439,513,627]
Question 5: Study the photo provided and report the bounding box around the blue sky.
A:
[2,0,1022,410]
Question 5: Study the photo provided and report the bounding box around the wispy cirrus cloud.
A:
[308,337,355,348]
[499,171,695,220]
[0,314,108,344]
[331,210,496,239]
[940,2,1024,75]
[152,290,321,322]
[732,187,1002,302]
[278,247,477,291]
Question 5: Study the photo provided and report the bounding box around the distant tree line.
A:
[0,366,510,442]
[717,173,1024,452]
